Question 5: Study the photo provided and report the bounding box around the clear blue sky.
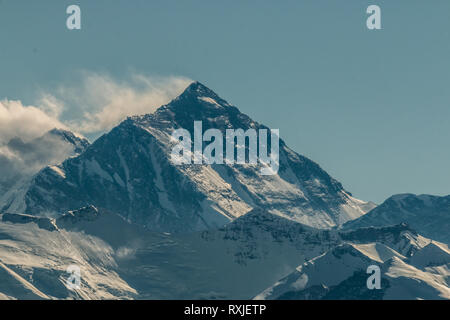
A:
[1,0,449,203]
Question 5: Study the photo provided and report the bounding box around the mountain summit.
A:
[2,82,375,232]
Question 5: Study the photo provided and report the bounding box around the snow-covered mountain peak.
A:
[2,83,374,232]
[172,81,231,107]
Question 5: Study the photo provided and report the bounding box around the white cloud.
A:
[0,134,75,188]
[0,73,191,139]
[38,94,65,119]
[0,100,71,192]
[0,99,67,144]
[53,73,192,134]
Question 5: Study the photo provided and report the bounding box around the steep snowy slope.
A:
[3,82,374,232]
[0,211,137,299]
[2,205,445,300]
[342,194,450,244]
[0,261,49,299]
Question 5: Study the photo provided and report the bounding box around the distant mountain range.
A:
[256,239,450,300]
[1,205,447,299]
[342,194,450,245]
[0,82,448,300]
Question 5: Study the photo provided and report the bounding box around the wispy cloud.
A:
[51,73,192,134]
[0,99,70,191]
[0,99,67,144]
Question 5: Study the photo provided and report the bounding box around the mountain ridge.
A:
[0,82,374,232]
[342,193,450,244]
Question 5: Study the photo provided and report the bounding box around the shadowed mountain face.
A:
[342,194,450,245]
[2,82,374,232]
